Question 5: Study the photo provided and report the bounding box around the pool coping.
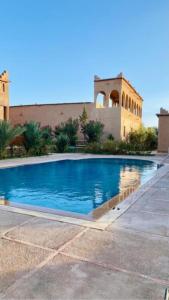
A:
[0,153,168,230]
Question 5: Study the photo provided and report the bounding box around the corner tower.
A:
[0,70,9,121]
[94,73,143,139]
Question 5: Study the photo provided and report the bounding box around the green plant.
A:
[79,106,88,139]
[0,121,24,159]
[56,133,69,153]
[55,118,79,146]
[63,118,79,146]
[82,120,104,143]
[84,142,102,154]
[128,126,158,151]
[102,140,118,154]
[107,134,114,141]
[23,122,49,155]
[41,126,53,145]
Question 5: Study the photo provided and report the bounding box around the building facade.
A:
[10,73,143,140]
[157,108,169,153]
[0,70,9,121]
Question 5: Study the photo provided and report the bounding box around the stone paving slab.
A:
[109,210,169,237]
[6,217,83,250]
[151,187,169,201]
[0,238,50,295]
[62,227,169,281]
[0,210,33,235]
[129,197,169,215]
[153,178,169,188]
[2,254,165,300]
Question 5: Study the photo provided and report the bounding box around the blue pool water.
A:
[0,158,157,215]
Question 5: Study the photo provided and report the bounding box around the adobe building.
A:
[10,73,143,140]
[0,70,9,121]
[157,108,169,153]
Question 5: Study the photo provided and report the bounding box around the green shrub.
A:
[55,118,79,146]
[0,121,24,159]
[41,126,53,145]
[56,133,69,153]
[23,122,50,156]
[82,120,104,143]
[128,126,158,151]
[107,134,114,141]
[102,140,118,154]
[84,142,102,154]
[79,106,88,140]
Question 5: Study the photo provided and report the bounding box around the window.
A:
[123,126,126,137]
[2,83,5,92]
[4,107,7,120]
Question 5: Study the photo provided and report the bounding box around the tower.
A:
[94,73,143,139]
[0,70,9,121]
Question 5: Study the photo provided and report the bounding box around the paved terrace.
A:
[0,154,169,300]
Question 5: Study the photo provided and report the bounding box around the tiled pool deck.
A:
[0,153,169,299]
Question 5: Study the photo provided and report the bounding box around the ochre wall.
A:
[0,71,9,121]
[10,103,93,128]
[9,74,143,141]
[157,111,169,152]
[10,103,122,140]
[121,107,141,139]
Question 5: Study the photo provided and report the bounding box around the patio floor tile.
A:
[2,254,165,300]
[6,217,83,249]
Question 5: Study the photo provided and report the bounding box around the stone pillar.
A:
[104,94,109,108]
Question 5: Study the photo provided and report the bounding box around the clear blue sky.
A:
[0,0,169,127]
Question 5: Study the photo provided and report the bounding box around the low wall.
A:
[9,103,121,140]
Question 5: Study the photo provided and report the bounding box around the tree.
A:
[128,126,158,151]
[23,122,45,155]
[56,133,69,153]
[41,126,53,145]
[55,118,79,146]
[82,120,104,143]
[79,106,88,140]
[0,121,24,158]
[63,118,79,146]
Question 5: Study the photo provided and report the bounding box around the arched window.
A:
[122,92,125,107]
[138,106,140,117]
[128,97,131,111]
[136,104,139,116]
[125,95,128,110]
[131,100,134,113]
[2,83,5,92]
[133,103,136,115]
[109,90,119,107]
[96,91,106,108]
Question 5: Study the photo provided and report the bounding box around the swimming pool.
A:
[0,158,157,218]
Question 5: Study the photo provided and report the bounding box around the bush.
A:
[55,118,79,146]
[128,126,158,151]
[107,134,114,141]
[0,121,24,159]
[82,120,104,143]
[23,122,50,155]
[102,140,118,154]
[56,133,69,153]
[41,126,53,145]
[84,142,102,154]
